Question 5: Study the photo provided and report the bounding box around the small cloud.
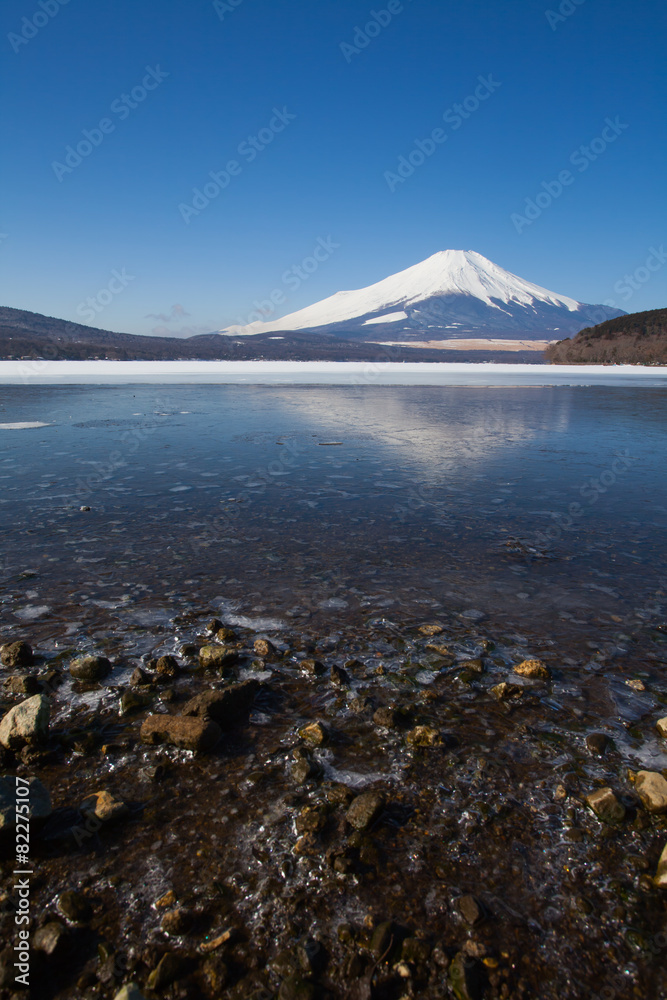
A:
[145,303,191,322]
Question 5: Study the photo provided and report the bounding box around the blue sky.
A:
[1,0,665,336]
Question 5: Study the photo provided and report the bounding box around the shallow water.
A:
[0,384,665,654]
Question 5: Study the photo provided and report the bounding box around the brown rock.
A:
[457,894,485,926]
[655,843,667,889]
[182,679,258,728]
[513,658,550,680]
[635,771,667,814]
[656,717,667,738]
[298,721,327,746]
[155,655,179,681]
[80,790,129,823]
[1,641,33,668]
[199,645,239,670]
[253,638,275,658]
[406,725,442,747]
[300,659,325,676]
[373,706,399,728]
[419,624,444,636]
[586,787,626,825]
[141,714,222,752]
[346,791,384,831]
[69,655,112,681]
[490,682,523,700]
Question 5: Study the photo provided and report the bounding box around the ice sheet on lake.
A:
[1,360,667,387]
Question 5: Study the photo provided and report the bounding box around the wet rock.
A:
[1,641,33,668]
[297,936,327,975]
[419,624,444,636]
[401,937,431,966]
[121,689,154,714]
[182,679,259,728]
[635,770,667,813]
[490,681,523,700]
[656,717,667,738]
[460,609,486,622]
[655,843,667,889]
[626,677,646,691]
[457,894,486,926]
[201,955,230,992]
[513,658,551,680]
[199,928,233,954]
[253,638,275,658]
[459,658,484,674]
[330,664,350,686]
[129,666,151,687]
[207,618,223,633]
[146,952,189,991]
[586,787,626,825]
[216,626,237,642]
[80,790,129,823]
[346,791,384,831]
[425,644,456,665]
[0,693,49,748]
[4,674,41,696]
[406,725,442,747]
[58,890,93,924]
[141,714,222,752]
[198,645,239,671]
[300,659,325,676]
[0,775,51,831]
[369,920,402,960]
[291,757,317,784]
[278,976,316,1000]
[113,986,146,1000]
[299,721,327,746]
[586,733,611,755]
[69,655,112,681]
[33,921,69,958]
[373,706,400,728]
[161,908,195,936]
[155,655,180,682]
[448,951,486,1000]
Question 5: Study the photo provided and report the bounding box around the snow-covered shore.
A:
[1,359,667,386]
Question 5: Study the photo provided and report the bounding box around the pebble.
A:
[346,790,384,831]
[198,645,239,670]
[635,770,667,813]
[69,655,112,681]
[406,726,442,747]
[182,679,259,728]
[299,721,327,746]
[513,658,551,680]
[253,638,275,658]
[161,907,195,935]
[655,843,667,889]
[58,890,93,924]
[490,682,523,700]
[80,790,129,823]
[140,714,222,752]
[113,987,146,1000]
[155,655,180,682]
[146,953,188,991]
[586,787,626,825]
[373,706,399,728]
[418,624,444,636]
[4,674,41,696]
[457,894,486,926]
[586,733,611,756]
[656,717,667,738]
[33,922,69,957]
[0,693,49,748]
[300,659,325,676]
[0,641,33,668]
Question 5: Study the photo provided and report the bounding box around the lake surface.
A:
[1,383,665,655]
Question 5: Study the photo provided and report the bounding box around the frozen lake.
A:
[2,359,667,386]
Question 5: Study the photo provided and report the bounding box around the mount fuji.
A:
[221,250,625,341]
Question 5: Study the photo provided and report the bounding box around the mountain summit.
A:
[221,250,625,340]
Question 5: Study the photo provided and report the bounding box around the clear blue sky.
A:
[1,0,665,336]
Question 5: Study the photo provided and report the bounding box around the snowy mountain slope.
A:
[221,250,625,340]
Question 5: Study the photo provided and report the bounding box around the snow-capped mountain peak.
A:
[220,250,624,339]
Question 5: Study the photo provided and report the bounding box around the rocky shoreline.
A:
[1,611,667,1000]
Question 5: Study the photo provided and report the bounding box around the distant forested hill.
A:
[546,309,667,364]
